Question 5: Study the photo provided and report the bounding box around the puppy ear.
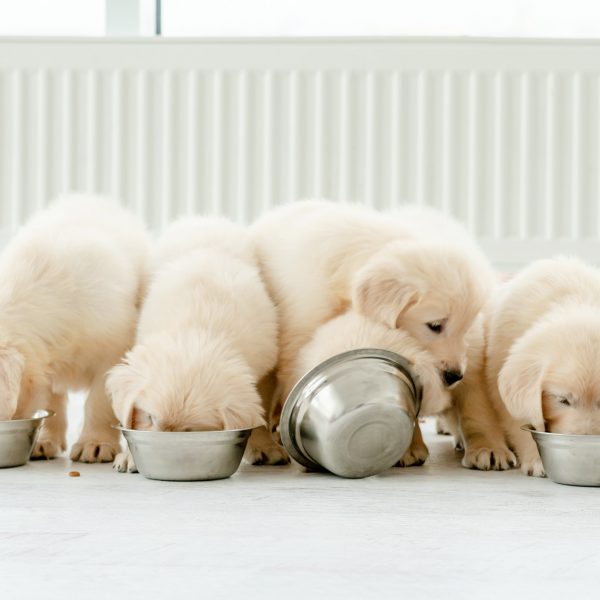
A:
[130,406,154,430]
[352,265,420,329]
[219,389,265,430]
[105,351,148,429]
[498,347,545,430]
[0,345,25,420]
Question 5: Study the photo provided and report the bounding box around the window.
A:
[0,0,105,36]
[1,0,600,38]
[0,0,155,36]
[162,0,600,38]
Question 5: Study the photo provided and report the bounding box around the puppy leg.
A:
[245,372,289,465]
[113,449,137,473]
[456,385,517,471]
[246,427,289,465]
[506,422,545,477]
[395,422,429,467]
[31,392,68,459]
[70,374,120,463]
[435,407,464,450]
[486,382,544,476]
[436,412,454,436]
[446,314,517,471]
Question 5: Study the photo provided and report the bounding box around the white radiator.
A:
[1,37,600,267]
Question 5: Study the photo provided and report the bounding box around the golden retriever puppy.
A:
[252,200,495,424]
[0,194,149,462]
[444,314,517,471]
[293,311,451,467]
[486,257,600,476]
[106,217,281,473]
[296,310,515,471]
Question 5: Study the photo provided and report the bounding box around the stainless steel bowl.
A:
[523,426,600,486]
[281,348,422,479]
[116,426,253,481]
[0,410,54,468]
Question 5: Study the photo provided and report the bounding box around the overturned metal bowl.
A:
[117,426,253,481]
[0,410,54,468]
[523,426,600,486]
[281,348,422,479]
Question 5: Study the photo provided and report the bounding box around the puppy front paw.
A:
[70,439,120,463]
[462,444,517,471]
[520,455,546,477]
[436,417,453,435]
[245,442,289,466]
[395,443,429,467]
[245,426,290,465]
[113,450,137,473]
[31,437,66,460]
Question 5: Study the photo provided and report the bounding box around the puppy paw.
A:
[70,439,120,463]
[520,456,546,477]
[31,437,66,460]
[113,450,137,473]
[396,443,429,467]
[436,418,452,436]
[245,443,289,466]
[462,445,518,471]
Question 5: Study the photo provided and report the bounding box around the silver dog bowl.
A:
[117,426,253,481]
[0,410,54,468]
[523,426,600,486]
[281,348,422,479]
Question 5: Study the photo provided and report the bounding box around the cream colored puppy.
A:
[296,311,515,471]
[486,257,600,476]
[443,314,518,471]
[0,194,149,462]
[293,311,451,466]
[106,217,281,473]
[252,200,495,423]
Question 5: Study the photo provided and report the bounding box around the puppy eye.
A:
[558,397,571,407]
[427,321,443,334]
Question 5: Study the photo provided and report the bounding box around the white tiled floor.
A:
[1,418,598,600]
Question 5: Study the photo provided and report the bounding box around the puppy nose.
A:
[443,370,463,387]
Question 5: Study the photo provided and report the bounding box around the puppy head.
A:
[106,333,265,432]
[352,240,493,387]
[0,344,25,420]
[297,311,451,415]
[498,307,600,433]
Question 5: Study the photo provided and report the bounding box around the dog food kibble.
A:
[68,471,80,477]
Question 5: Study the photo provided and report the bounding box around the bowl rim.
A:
[0,409,54,425]
[521,425,600,440]
[113,424,257,436]
[280,347,423,472]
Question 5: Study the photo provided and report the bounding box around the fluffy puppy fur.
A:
[297,310,515,472]
[440,314,518,471]
[0,194,149,462]
[252,200,495,428]
[486,257,600,476]
[106,217,281,473]
[293,311,451,467]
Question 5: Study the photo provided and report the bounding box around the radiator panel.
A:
[1,38,600,266]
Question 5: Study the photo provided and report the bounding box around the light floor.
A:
[1,419,598,600]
